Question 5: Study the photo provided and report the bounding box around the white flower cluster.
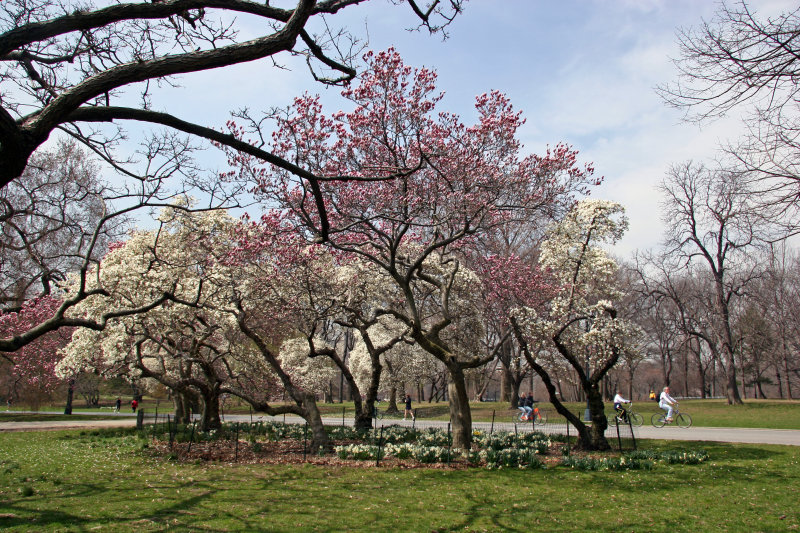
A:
[348,316,441,394]
[57,207,260,386]
[334,442,455,463]
[514,199,642,370]
[277,336,339,392]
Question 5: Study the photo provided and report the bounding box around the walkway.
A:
[2,411,798,446]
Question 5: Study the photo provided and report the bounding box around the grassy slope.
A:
[0,429,798,532]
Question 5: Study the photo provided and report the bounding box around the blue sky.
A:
[149,0,795,256]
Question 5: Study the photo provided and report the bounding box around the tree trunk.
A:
[692,339,707,399]
[500,365,511,402]
[302,393,331,452]
[510,382,521,409]
[387,387,399,412]
[712,356,717,397]
[200,392,222,431]
[586,382,610,451]
[783,354,793,399]
[627,366,635,400]
[524,354,605,451]
[174,393,189,424]
[446,364,473,451]
[354,400,374,430]
[683,349,689,397]
[714,277,743,405]
[64,378,74,415]
[739,356,747,400]
[662,350,672,387]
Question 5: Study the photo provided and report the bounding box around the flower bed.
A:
[144,422,708,471]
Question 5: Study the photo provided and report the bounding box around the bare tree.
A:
[751,245,800,398]
[0,139,119,311]
[660,1,800,227]
[631,251,723,398]
[661,1,800,120]
[660,162,771,404]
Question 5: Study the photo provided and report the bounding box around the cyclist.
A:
[612,391,630,422]
[519,393,533,420]
[659,386,677,423]
[526,392,542,421]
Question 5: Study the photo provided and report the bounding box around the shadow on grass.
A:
[0,473,286,532]
[641,440,782,460]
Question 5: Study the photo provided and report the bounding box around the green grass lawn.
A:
[0,428,797,532]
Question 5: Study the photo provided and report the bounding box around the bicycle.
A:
[514,407,547,425]
[607,403,643,427]
[651,406,692,428]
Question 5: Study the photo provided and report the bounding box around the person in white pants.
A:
[659,386,677,422]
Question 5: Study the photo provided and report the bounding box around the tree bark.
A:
[714,274,743,405]
[302,392,331,452]
[446,364,473,451]
[199,391,221,431]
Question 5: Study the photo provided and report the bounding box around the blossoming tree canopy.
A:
[348,316,440,394]
[522,199,634,359]
[226,48,596,245]
[513,199,643,450]
[0,296,72,393]
[221,49,601,450]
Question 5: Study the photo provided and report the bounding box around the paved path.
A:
[2,411,799,446]
[0,418,138,432]
[622,425,800,446]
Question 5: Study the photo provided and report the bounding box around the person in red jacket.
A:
[131,399,138,412]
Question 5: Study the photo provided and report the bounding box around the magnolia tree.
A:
[57,208,270,429]
[219,213,389,449]
[224,49,597,449]
[314,262,411,428]
[0,296,72,404]
[60,207,333,434]
[232,230,426,430]
[512,199,642,450]
[348,316,441,406]
[470,252,557,406]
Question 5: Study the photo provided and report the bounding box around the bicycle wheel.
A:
[536,411,547,425]
[607,414,618,427]
[629,412,644,427]
[651,413,666,428]
[675,413,692,428]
